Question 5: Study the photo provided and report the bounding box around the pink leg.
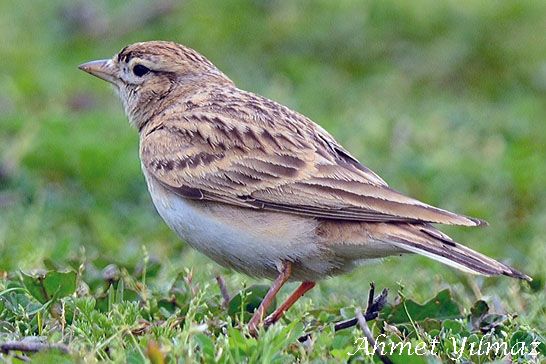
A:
[264,281,316,327]
[248,262,292,336]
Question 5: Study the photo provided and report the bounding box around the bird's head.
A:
[79,41,232,129]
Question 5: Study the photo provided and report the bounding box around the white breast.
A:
[142,169,328,279]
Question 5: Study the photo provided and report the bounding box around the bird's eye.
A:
[132,64,150,77]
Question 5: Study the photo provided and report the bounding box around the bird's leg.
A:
[264,281,316,327]
[248,261,292,336]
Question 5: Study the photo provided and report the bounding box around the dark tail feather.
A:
[381,224,531,281]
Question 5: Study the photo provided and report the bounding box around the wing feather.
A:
[141,92,485,227]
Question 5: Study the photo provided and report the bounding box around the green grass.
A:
[1,0,545,362]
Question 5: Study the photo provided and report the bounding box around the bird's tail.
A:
[379,223,531,281]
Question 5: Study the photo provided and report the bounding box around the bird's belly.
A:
[145,177,331,279]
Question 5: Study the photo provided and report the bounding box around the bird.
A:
[79,41,530,335]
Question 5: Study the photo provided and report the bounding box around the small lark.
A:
[79,41,530,334]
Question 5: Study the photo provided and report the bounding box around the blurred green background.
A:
[1,0,544,325]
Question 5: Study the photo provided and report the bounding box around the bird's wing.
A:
[141,106,484,226]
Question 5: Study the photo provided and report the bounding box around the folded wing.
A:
[141,103,484,227]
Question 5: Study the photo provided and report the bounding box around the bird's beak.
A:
[78,59,118,83]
